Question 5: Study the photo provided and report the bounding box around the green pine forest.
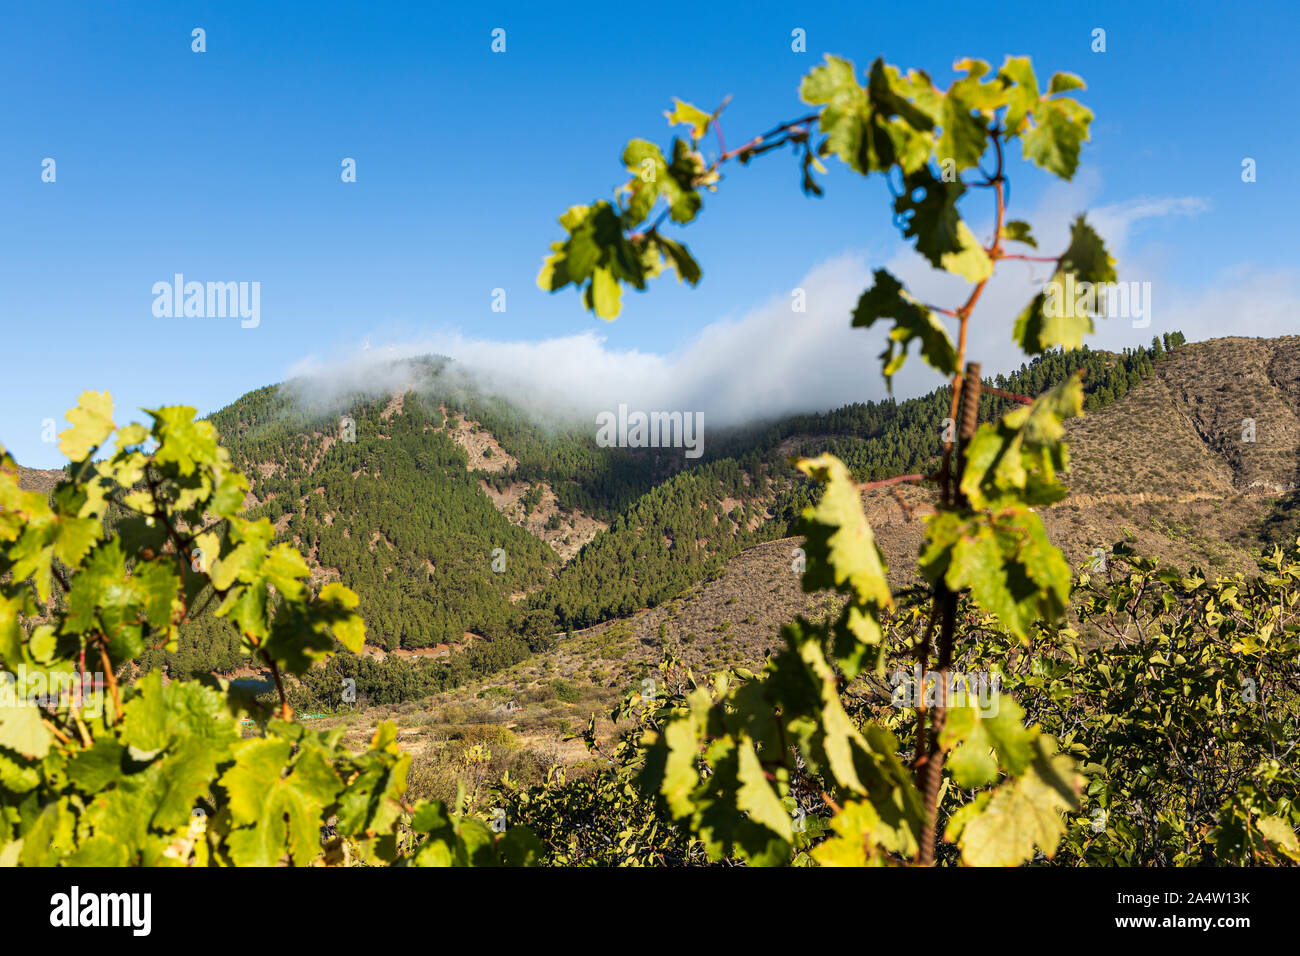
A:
[139,334,1185,700]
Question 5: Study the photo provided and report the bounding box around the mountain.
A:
[308,335,1300,763]
[49,332,1291,688]
[825,335,1300,595]
[13,465,63,494]
[150,358,784,675]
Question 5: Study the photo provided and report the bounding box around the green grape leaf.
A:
[953,738,1081,865]
[797,635,869,794]
[0,456,54,542]
[538,200,654,320]
[317,582,366,653]
[498,826,545,866]
[851,269,958,384]
[133,559,182,642]
[801,56,932,176]
[145,738,225,831]
[649,688,711,819]
[792,454,892,609]
[210,517,275,591]
[941,696,1037,788]
[147,406,219,478]
[801,55,872,173]
[688,737,788,866]
[920,506,1072,640]
[121,671,238,762]
[114,422,148,449]
[621,138,706,228]
[0,594,22,667]
[1012,288,1085,356]
[941,221,993,282]
[63,541,146,659]
[894,167,967,267]
[830,601,885,678]
[1003,219,1037,247]
[932,60,994,171]
[19,798,77,867]
[654,235,701,285]
[997,56,1040,136]
[260,543,310,602]
[960,373,1085,509]
[1047,72,1086,95]
[664,98,712,140]
[66,737,127,793]
[586,266,622,319]
[1021,96,1092,180]
[209,466,250,518]
[1058,214,1116,284]
[215,582,269,645]
[0,747,41,793]
[221,738,343,866]
[663,138,707,221]
[335,752,411,838]
[942,707,998,787]
[6,511,67,603]
[995,56,1091,179]
[58,391,115,462]
[621,139,667,226]
[733,734,795,860]
[53,515,99,569]
[0,701,53,760]
[811,799,888,867]
[1257,814,1300,862]
[408,800,467,866]
[864,60,937,175]
[64,835,131,868]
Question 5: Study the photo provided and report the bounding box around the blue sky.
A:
[2,0,1295,466]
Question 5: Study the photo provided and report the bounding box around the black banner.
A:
[7,864,1282,943]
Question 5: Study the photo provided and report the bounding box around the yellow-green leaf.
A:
[58,391,115,462]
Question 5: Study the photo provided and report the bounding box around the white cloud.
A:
[286,254,887,425]
[1089,195,1208,251]
[286,182,1293,429]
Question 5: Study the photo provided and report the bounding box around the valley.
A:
[19,333,1288,805]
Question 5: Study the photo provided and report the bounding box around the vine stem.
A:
[919,137,1007,859]
[243,628,294,721]
[716,113,819,165]
[42,719,72,746]
[627,111,820,245]
[917,135,1008,861]
[710,94,733,156]
[916,362,983,865]
[99,642,122,724]
[857,472,925,492]
[938,130,1005,505]
[983,385,1034,404]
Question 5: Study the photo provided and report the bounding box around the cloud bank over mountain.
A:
[286,180,1294,428]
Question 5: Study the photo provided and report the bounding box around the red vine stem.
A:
[858,473,926,492]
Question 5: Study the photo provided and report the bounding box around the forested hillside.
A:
[119,334,1190,687]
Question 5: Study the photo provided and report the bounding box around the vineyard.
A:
[1,47,1296,873]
